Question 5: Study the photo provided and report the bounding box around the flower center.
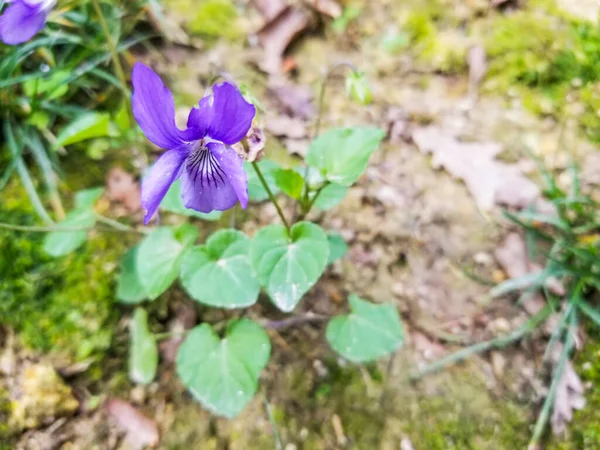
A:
[185,141,227,188]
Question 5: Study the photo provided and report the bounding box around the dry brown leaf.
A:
[268,82,315,119]
[105,399,159,449]
[252,0,287,20]
[106,167,141,213]
[467,44,487,98]
[232,126,267,162]
[310,0,342,18]
[552,361,586,435]
[256,6,310,74]
[265,114,308,139]
[494,232,529,279]
[412,126,540,211]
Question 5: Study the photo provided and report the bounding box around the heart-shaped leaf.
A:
[313,183,348,210]
[326,294,404,363]
[176,319,271,418]
[129,308,158,384]
[117,246,147,304]
[305,127,385,186]
[43,208,95,257]
[181,229,260,308]
[250,222,329,312]
[136,227,187,300]
[327,232,348,264]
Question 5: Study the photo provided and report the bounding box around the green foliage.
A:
[345,71,373,105]
[136,227,192,300]
[54,112,113,148]
[272,168,305,200]
[326,295,404,362]
[128,308,158,385]
[250,222,329,312]
[176,319,271,418]
[327,232,348,264]
[332,5,362,33]
[180,229,260,308]
[42,208,96,257]
[313,183,348,211]
[116,246,147,304]
[306,127,385,186]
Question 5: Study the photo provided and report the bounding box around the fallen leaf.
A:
[106,167,140,213]
[412,126,540,211]
[551,361,586,435]
[265,114,308,139]
[256,6,310,74]
[386,106,410,143]
[310,0,342,18]
[467,44,487,99]
[268,82,315,120]
[494,232,529,280]
[251,0,287,20]
[105,399,159,449]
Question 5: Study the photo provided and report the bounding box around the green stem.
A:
[153,329,188,340]
[298,181,329,220]
[0,218,145,234]
[264,396,283,450]
[529,309,577,448]
[412,305,553,380]
[91,0,130,96]
[96,214,147,234]
[252,162,290,231]
[300,62,358,211]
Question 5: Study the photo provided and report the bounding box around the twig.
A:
[261,313,328,330]
[412,305,552,380]
[251,162,290,232]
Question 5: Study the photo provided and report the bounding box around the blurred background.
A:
[1,0,600,448]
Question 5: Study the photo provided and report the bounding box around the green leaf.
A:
[54,112,112,148]
[114,100,131,132]
[272,168,305,199]
[43,209,95,257]
[306,127,386,186]
[74,187,104,209]
[129,308,158,384]
[117,246,147,304]
[250,222,329,312]
[181,229,260,308]
[326,295,404,363]
[176,319,271,418]
[23,70,69,100]
[161,179,222,221]
[327,232,348,264]
[174,222,199,247]
[313,183,348,210]
[246,159,280,202]
[136,227,187,300]
[345,71,373,105]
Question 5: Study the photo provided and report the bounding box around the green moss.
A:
[0,182,127,364]
[481,1,600,140]
[165,0,240,40]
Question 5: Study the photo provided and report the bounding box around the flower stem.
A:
[252,162,290,232]
[261,313,328,330]
[95,214,147,234]
[300,62,358,212]
[91,0,130,97]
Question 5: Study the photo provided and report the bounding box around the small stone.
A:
[10,362,79,429]
[491,351,506,380]
[130,385,146,405]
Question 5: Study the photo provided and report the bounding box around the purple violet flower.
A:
[0,0,55,45]
[132,62,256,224]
